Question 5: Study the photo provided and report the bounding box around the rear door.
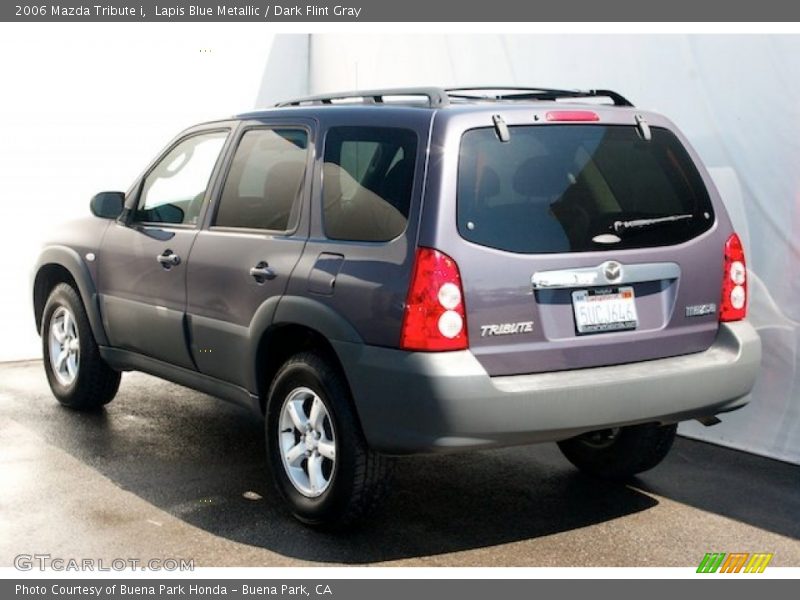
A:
[97,128,230,368]
[185,123,312,388]
[426,108,730,376]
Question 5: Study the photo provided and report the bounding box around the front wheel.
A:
[41,283,121,410]
[265,352,391,528]
[557,423,677,481]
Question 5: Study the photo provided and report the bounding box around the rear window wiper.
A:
[613,213,694,234]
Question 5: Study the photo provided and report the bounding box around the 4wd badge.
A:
[686,303,717,317]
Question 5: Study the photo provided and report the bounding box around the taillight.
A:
[720,233,747,322]
[400,248,468,351]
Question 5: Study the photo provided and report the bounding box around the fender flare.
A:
[32,245,109,346]
[245,295,363,392]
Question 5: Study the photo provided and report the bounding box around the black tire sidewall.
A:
[558,423,677,480]
[41,283,118,409]
[42,285,87,402]
[265,355,361,525]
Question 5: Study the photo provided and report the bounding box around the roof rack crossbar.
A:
[444,86,634,107]
[274,87,451,108]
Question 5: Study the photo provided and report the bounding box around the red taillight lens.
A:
[400,248,468,351]
[545,110,600,122]
[720,233,748,322]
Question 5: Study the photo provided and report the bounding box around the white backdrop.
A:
[0,23,274,361]
[1,30,797,464]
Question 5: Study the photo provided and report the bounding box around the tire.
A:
[41,283,121,410]
[557,423,677,481]
[265,351,391,528]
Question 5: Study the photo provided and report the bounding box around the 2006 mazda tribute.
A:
[32,87,761,527]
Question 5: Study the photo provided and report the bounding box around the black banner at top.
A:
[4,0,800,22]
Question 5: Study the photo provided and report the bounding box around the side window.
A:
[136,131,228,225]
[214,128,309,231]
[323,126,417,242]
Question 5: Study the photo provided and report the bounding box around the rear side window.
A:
[323,126,417,242]
[457,125,714,253]
[214,128,308,231]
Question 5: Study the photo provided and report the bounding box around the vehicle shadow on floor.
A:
[5,370,662,563]
[6,367,798,563]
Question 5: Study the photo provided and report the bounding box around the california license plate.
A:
[572,287,638,334]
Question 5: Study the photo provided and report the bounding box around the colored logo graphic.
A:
[697,553,773,573]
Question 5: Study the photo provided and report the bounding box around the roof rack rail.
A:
[274,87,451,108]
[444,87,634,107]
[272,86,634,109]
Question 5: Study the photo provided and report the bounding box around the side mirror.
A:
[90,191,125,219]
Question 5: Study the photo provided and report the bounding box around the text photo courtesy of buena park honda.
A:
[0,28,799,570]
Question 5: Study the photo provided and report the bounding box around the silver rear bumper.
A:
[335,321,762,454]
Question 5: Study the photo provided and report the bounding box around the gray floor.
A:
[1,360,798,567]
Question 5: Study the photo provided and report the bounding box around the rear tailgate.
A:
[424,106,731,377]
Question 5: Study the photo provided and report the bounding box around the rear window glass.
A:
[457,125,714,253]
[323,126,417,242]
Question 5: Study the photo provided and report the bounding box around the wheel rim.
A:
[48,306,80,386]
[278,387,337,498]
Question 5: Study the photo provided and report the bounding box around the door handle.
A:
[250,261,276,282]
[157,250,181,269]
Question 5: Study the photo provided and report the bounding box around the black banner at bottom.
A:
[3,579,795,600]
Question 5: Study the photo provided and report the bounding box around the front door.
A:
[186,125,312,387]
[97,129,229,368]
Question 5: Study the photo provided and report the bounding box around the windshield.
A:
[457,125,714,253]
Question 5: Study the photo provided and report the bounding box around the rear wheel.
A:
[41,283,121,410]
[557,423,677,481]
[265,352,391,528]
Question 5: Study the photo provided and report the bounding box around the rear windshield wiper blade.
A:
[613,213,694,234]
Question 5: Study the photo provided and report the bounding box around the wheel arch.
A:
[250,296,363,416]
[33,246,108,346]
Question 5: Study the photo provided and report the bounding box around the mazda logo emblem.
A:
[604,261,622,282]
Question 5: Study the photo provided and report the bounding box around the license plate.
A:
[572,286,638,334]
